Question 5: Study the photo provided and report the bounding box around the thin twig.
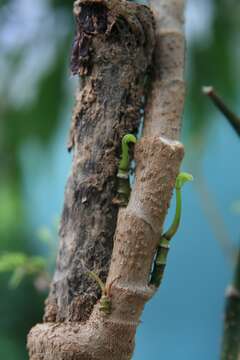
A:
[221,250,240,360]
[203,86,240,136]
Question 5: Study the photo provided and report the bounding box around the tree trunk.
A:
[27,0,186,359]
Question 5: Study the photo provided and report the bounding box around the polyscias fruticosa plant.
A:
[27,0,187,359]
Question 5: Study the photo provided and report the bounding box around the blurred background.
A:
[0,0,239,358]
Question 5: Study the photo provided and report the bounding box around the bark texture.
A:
[44,0,155,323]
[28,0,186,359]
[221,237,240,359]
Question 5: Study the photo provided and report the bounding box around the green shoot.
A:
[150,172,193,288]
[119,134,137,174]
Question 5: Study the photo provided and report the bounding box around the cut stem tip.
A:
[202,86,214,96]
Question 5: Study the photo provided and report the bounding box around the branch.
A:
[27,0,186,359]
[144,0,186,139]
[203,86,240,358]
[221,250,240,360]
[44,0,156,324]
[203,86,240,136]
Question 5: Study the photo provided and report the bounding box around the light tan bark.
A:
[28,0,186,359]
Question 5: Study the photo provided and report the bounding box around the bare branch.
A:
[28,0,186,359]
[203,86,240,137]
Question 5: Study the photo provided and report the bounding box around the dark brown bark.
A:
[28,1,186,358]
[44,0,155,323]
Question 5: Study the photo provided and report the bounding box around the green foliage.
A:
[0,185,22,236]
[0,217,59,289]
[0,1,77,358]
[0,253,46,288]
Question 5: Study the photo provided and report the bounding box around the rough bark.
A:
[44,0,155,323]
[221,240,240,360]
[28,0,186,359]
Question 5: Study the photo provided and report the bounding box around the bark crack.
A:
[44,0,155,324]
[28,0,187,359]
